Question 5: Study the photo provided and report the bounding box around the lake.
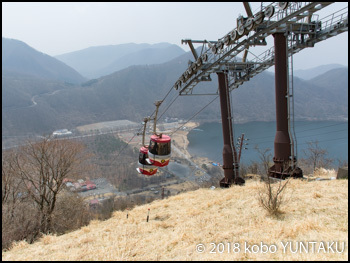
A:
[187,121,348,166]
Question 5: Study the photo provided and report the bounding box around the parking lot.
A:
[78,178,126,201]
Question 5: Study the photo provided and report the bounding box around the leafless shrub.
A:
[2,199,40,250]
[254,146,291,216]
[51,191,91,234]
[245,161,259,175]
[254,145,272,175]
[258,174,291,216]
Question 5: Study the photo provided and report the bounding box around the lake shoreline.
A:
[171,121,216,168]
[186,120,349,165]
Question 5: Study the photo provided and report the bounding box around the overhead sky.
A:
[2,2,348,70]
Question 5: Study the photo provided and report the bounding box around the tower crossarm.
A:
[174,2,348,96]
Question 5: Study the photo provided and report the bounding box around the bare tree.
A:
[2,150,40,249]
[303,141,333,172]
[12,136,89,234]
[2,150,23,216]
[336,158,348,168]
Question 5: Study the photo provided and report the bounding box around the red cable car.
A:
[147,134,171,167]
[136,146,158,176]
[136,117,158,176]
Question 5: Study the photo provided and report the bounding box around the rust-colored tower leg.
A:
[217,72,245,187]
[269,33,302,179]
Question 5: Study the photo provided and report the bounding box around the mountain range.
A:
[55,43,186,78]
[2,38,348,143]
[293,64,347,80]
[2,38,86,84]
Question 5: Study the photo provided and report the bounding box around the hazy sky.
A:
[2,2,348,70]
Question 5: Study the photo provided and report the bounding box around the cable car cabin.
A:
[148,134,171,167]
[137,146,158,176]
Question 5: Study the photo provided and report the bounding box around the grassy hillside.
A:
[2,177,348,261]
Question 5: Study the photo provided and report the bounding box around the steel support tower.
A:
[173,2,348,185]
[217,72,245,187]
[268,33,303,179]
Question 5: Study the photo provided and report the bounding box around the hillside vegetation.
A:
[2,38,348,138]
[2,177,348,261]
[2,38,85,84]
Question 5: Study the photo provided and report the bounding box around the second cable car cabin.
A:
[136,117,158,176]
[147,134,171,167]
[137,146,158,176]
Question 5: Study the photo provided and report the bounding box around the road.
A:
[170,144,212,183]
[30,89,62,108]
[3,89,64,111]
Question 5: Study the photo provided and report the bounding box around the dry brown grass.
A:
[306,167,337,180]
[2,177,348,261]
